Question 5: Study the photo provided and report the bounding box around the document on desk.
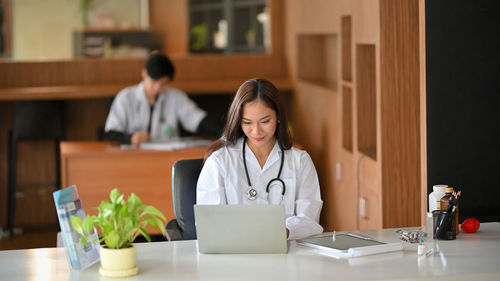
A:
[138,138,213,151]
[297,233,402,258]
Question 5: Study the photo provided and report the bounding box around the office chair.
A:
[165,158,203,241]
[7,100,66,235]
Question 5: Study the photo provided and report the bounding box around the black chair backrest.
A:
[172,158,203,240]
[12,101,66,140]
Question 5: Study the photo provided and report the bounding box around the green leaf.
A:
[70,216,84,235]
[110,188,120,204]
[139,228,151,242]
[104,230,120,249]
[155,219,166,236]
[80,235,88,246]
[82,216,95,232]
[128,193,142,213]
[101,208,113,218]
[141,205,166,221]
[142,217,158,230]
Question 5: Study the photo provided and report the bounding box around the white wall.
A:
[13,0,141,60]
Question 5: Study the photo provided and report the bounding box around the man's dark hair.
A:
[144,53,175,80]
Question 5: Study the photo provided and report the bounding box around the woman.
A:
[196,78,323,240]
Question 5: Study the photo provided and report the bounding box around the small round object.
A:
[461,218,480,233]
[247,187,257,200]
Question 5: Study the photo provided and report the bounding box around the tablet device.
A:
[194,204,288,254]
[297,233,402,257]
[298,234,384,251]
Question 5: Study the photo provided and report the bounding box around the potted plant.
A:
[71,188,166,278]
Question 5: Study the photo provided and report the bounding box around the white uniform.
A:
[197,138,323,240]
[104,82,206,141]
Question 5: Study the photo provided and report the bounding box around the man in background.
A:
[104,52,221,144]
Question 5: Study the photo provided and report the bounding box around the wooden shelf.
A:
[0,84,129,101]
[297,34,338,91]
[0,77,292,101]
[356,44,377,160]
[73,28,153,33]
[341,80,353,87]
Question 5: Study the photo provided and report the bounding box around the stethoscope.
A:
[242,137,286,202]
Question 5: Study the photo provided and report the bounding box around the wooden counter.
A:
[60,141,208,234]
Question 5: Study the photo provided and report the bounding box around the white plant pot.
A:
[99,245,139,278]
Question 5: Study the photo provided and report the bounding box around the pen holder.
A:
[432,210,456,240]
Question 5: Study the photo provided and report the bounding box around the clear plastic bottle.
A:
[440,187,459,235]
[429,184,447,213]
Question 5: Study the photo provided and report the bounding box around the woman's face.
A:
[241,99,277,151]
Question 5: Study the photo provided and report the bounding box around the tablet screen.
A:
[298,234,385,251]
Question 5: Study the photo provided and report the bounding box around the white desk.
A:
[1,223,499,280]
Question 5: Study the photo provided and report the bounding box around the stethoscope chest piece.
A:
[246,186,257,200]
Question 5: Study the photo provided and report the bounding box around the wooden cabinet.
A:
[287,0,424,231]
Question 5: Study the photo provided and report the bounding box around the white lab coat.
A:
[104,82,206,141]
[197,138,323,240]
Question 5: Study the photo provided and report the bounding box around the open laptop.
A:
[194,204,288,254]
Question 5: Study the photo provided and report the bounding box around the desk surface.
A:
[1,223,499,280]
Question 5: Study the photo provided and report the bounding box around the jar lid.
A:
[433,184,447,193]
[445,187,454,193]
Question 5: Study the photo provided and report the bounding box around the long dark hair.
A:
[205,78,291,159]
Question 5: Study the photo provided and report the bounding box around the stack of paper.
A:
[139,138,213,151]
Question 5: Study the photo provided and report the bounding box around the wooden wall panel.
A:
[341,16,352,82]
[358,156,382,229]
[356,44,377,160]
[269,0,285,57]
[0,55,287,91]
[380,0,421,228]
[342,86,352,151]
[149,0,189,55]
[0,102,12,227]
[0,59,144,88]
[419,0,427,226]
[291,82,337,230]
[14,140,58,228]
[353,0,380,44]
[65,99,110,141]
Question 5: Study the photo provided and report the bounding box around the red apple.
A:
[461,218,480,233]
